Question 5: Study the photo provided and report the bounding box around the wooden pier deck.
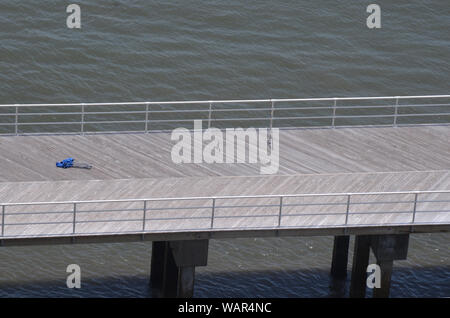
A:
[0,125,449,243]
[0,125,449,182]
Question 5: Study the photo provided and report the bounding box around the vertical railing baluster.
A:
[1,205,5,236]
[332,98,337,128]
[268,100,274,148]
[81,103,85,135]
[14,105,18,135]
[344,195,351,226]
[411,193,418,224]
[73,203,77,234]
[208,102,213,129]
[278,196,283,227]
[210,198,216,229]
[142,200,147,231]
[269,99,274,130]
[393,97,399,127]
[145,103,149,133]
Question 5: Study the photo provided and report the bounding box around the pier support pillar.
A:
[372,260,394,298]
[349,235,371,298]
[349,234,409,298]
[150,240,209,298]
[370,234,409,298]
[150,241,167,292]
[330,235,350,279]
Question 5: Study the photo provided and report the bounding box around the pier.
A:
[0,95,449,297]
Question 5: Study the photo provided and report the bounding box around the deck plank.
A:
[0,125,449,238]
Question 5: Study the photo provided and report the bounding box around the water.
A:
[0,1,449,297]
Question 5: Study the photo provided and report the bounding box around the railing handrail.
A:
[1,94,450,136]
[1,189,449,238]
[2,189,450,207]
[1,94,450,107]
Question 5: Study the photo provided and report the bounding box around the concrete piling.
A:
[349,234,409,298]
[349,235,371,298]
[370,234,409,298]
[150,241,167,292]
[330,235,350,279]
[150,239,209,298]
[372,259,394,298]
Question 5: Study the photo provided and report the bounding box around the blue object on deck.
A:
[56,158,74,168]
[56,157,92,169]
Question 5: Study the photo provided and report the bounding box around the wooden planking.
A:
[1,170,449,204]
[0,125,449,238]
[0,171,449,237]
[0,125,448,182]
[1,191,449,238]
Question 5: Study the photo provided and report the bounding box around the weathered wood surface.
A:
[0,126,448,239]
[0,126,448,182]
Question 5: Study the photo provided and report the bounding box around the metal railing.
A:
[0,95,449,135]
[1,190,449,239]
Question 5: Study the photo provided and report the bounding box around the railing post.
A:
[411,193,418,224]
[145,103,149,133]
[332,98,337,128]
[278,196,283,227]
[210,198,216,229]
[393,97,399,127]
[269,99,275,130]
[208,102,213,129]
[268,99,274,148]
[14,105,18,135]
[344,195,351,226]
[81,103,85,135]
[142,200,147,231]
[73,203,77,234]
[1,205,5,236]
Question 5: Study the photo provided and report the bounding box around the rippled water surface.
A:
[0,1,449,297]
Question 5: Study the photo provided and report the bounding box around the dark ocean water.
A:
[0,1,449,297]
